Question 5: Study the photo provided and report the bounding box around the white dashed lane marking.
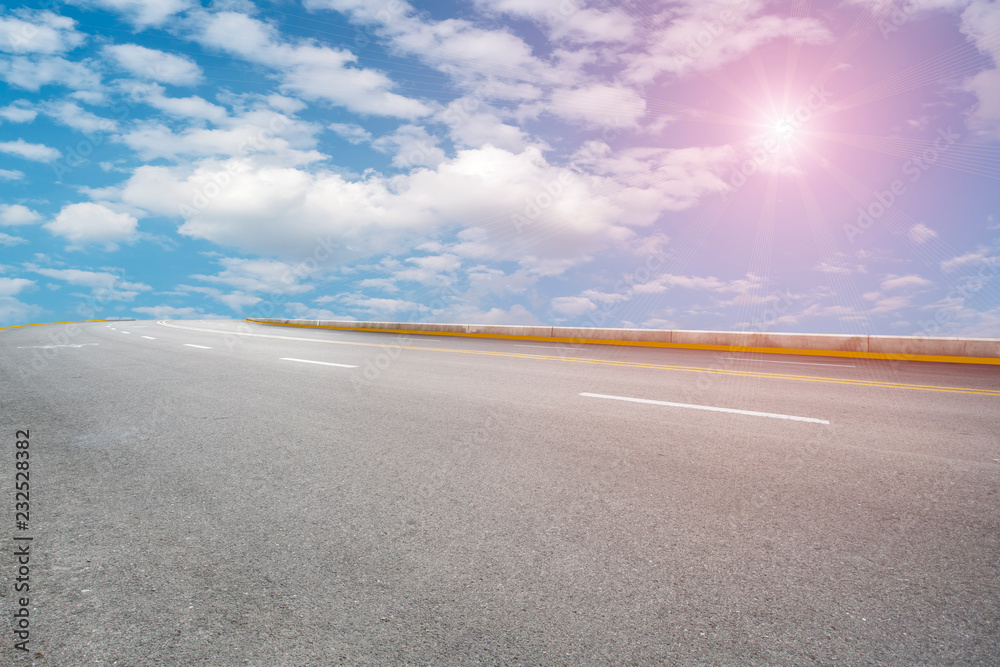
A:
[279,357,358,368]
[580,392,830,424]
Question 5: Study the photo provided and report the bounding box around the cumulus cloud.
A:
[105,147,619,260]
[118,104,323,164]
[0,277,34,296]
[0,232,26,246]
[551,295,597,316]
[192,11,430,118]
[961,0,1000,138]
[941,248,996,272]
[0,204,42,225]
[27,265,151,301]
[880,274,932,290]
[328,122,372,144]
[65,0,193,28]
[43,100,117,133]
[44,203,138,247]
[103,43,202,85]
[0,139,60,162]
[870,296,910,313]
[474,0,635,44]
[133,304,203,318]
[909,223,939,244]
[548,83,647,128]
[438,100,532,152]
[0,55,102,91]
[191,256,315,295]
[625,1,832,81]
[0,103,36,122]
[0,10,84,54]
[305,0,570,92]
[371,124,446,168]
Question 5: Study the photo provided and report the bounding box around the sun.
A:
[770,115,797,141]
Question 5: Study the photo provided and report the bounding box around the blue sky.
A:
[1,0,998,335]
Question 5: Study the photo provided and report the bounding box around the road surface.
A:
[1,319,998,665]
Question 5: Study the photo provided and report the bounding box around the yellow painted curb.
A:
[245,319,1000,365]
[0,319,109,331]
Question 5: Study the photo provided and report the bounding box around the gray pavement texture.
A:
[1,319,998,666]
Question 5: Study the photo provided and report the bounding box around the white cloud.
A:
[870,296,910,313]
[814,261,852,274]
[103,43,202,85]
[111,145,659,267]
[551,295,597,316]
[334,294,429,314]
[27,266,150,301]
[909,223,939,244]
[0,169,24,180]
[284,302,356,320]
[191,256,314,294]
[573,140,734,211]
[0,103,36,122]
[0,55,101,91]
[0,233,27,246]
[119,108,323,164]
[372,124,446,168]
[0,204,42,225]
[193,11,430,118]
[0,139,60,162]
[432,302,541,325]
[475,0,635,44]
[0,10,84,54]
[65,0,193,28]
[180,285,262,312]
[961,0,1000,138]
[941,249,995,272]
[127,83,227,123]
[357,277,398,292]
[626,1,832,81]
[133,304,202,318]
[0,295,41,324]
[549,83,646,128]
[44,100,117,133]
[328,122,372,144]
[305,0,569,93]
[0,277,34,296]
[439,100,532,152]
[880,274,932,290]
[45,203,139,246]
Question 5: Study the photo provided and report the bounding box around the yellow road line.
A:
[157,320,1000,397]
[244,318,1000,365]
[0,319,108,331]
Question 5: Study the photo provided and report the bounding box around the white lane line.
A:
[141,336,156,340]
[120,331,130,334]
[183,344,212,349]
[280,357,358,368]
[514,344,580,350]
[17,343,98,349]
[721,357,854,368]
[580,392,830,424]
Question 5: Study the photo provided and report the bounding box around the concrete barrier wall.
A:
[245,318,1000,360]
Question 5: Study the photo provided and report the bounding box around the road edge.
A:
[245,318,1000,365]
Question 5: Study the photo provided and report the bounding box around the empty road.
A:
[1,319,998,665]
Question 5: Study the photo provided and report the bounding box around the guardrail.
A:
[245,318,1000,364]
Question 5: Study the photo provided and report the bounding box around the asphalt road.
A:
[1,319,998,666]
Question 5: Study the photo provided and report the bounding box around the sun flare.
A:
[770,115,797,141]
